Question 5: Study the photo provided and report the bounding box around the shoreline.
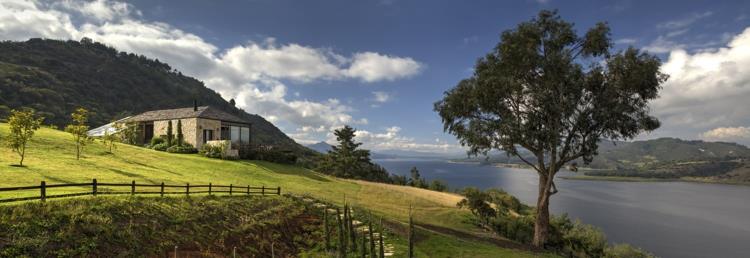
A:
[561,175,750,186]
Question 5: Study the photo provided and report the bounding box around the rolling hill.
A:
[0,38,310,154]
[0,123,553,258]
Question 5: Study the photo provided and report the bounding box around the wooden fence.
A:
[0,179,281,203]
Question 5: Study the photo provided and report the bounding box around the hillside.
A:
[0,123,553,258]
[0,38,310,154]
[586,138,750,169]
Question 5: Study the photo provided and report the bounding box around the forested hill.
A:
[0,38,306,151]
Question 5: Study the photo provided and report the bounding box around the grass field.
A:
[0,123,555,257]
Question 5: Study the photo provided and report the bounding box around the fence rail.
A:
[0,179,281,204]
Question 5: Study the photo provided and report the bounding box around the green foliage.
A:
[149,136,165,147]
[176,120,184,146]
[102,128,118,153]
[604,244,655,258]
[199,142,235,160]
[151,142,169,151]
[5,109,44,166]
[317,125,390,182]
[166,120,173,146]
[64,108,90,160]
[166,143,197,154]
[409,167,428,188]
[114,122,138,145]
[390,174,408,185]
[0,196,324,257]
[456,188,496,221]
[434,10,666,246]
[429,179,448,192]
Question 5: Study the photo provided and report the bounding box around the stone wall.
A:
[152,118,199,147]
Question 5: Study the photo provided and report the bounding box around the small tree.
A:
[409,167,427,188]
[429,179,448,192]
[102,128,118,153]
[5,109,44,166]
[115,122,138,145]
[166,120,173,146]
[65,108,90,160]
[176,120,184,146]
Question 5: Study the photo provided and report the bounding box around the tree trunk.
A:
[19,144,26,166]
[533,174,552,248]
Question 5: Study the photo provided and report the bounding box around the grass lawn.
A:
[0,123,555,257]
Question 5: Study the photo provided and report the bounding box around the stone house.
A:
[122,105,252,149]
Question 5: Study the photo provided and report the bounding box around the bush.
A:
[151,143,169,151]
[604,244,655,258]
[149,137,165,147]
[429,180,448,192]
[166,144,197,154]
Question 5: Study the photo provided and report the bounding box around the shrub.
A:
[151,143,169,151]
[200,143,225,159]
[604,244,655,258]
[149,137,165,147]
[166,143,197,154]
[429,180,448,192]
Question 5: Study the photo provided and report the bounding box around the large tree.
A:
[317,125,390,182]
[434,10,665,247]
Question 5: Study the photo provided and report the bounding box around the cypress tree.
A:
[166,120,173,146]
[176,120,184,146]
[349,206,357,253]
[361,226,367,258]
[379,218,385,258]
[336,208,346,257]
[408,206,414,258]
[324,208,330,252]
[369,212,375,258]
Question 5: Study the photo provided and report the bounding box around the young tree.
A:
[102,128,118,153]
[434,10,665,247]
[5,109,44,166]
[166,120,173,146]
[409,167,427,188]
[176,120,184,146]
[65,108,91,160]
[115,122,138,145]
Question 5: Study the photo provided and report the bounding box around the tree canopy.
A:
[435,10,666,247]
[317,125,390,182]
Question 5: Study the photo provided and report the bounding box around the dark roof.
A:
[124,106,250,124]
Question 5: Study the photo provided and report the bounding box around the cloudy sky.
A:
[2,0,750,151]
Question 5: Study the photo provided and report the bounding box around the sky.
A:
[1,0,750,152]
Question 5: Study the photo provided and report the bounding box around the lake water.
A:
[374,158,750,258]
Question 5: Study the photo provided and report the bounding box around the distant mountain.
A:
[0,38,314,155]
[454,138,750,170]
[306,141,464,159]
[306,141,333,154]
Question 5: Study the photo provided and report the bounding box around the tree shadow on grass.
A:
[41,175,77,184]
[243,160,331,182]
[110,155,183,176]
[9,164,26,168]
[108,168,160,184]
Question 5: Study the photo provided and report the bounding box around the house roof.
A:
[124,106,251,124]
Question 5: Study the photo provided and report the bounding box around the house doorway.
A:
[144,123,154,143]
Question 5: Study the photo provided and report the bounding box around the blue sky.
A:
[2,0,750,151]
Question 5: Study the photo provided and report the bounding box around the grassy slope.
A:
[0,124,552,257]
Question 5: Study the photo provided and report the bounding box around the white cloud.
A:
[328,126,461,153]
[649,27,750,145]
[614,38,637,45]
[657,11,713,30]
[372,91,391,103]
[345,52,423,82]
[701,127,750,142]
[0,0,426,146]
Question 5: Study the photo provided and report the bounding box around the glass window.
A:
[230,126,240,143]
[241,127,250,144]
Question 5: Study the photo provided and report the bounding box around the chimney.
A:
[193,99,198,111]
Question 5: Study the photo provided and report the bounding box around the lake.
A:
[374,158,750,258]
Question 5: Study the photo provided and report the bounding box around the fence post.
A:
[186,183,190,196]
[131,180,136,195]
[262,186,265,196]
[247,185,250,195]
[277,187,281,195]
[160,182,165,197]
[40,181,46,202]
[92,179,97,196]
[230,184,233,195]
[209,182,212,195]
